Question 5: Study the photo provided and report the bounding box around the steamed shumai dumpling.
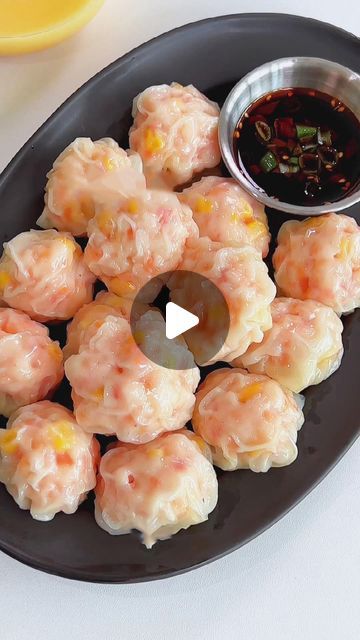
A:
[129,83,221,188]
[95,430,218,547]
[0,401,99,521]
[192,368,305,472]
[65,310,200,443]
[273,213,360,315]
[168,237,276,364]
[0,309,64,417]
[0,230,95,322]
[63,290,149,360]
[234,298,344,393]
[37,138,146,236]
[180,176,270,257]
[84,189,197,301]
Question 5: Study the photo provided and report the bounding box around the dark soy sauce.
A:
[234,88,360,206]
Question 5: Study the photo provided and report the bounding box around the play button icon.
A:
[130,270,230,369]
[165,302,199,339]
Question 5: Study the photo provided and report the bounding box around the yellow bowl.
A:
[0,0,105,55]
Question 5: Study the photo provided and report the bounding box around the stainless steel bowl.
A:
[219,57,360,215]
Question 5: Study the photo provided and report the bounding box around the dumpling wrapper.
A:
[85,189,197,302]
[0,401,99,521]
[65,310,200,444]
[273,213,360,315]
[129,83,221,188]
[180,176,270,257]
[0,308,64,417]
[193,368,304,472]
[37,137,146,237]
[0,229,95,322]
[233,297,344,393]
[95,430,218,548]
[168,237,276,364]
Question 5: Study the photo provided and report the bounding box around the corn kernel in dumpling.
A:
[0,229,95,322]
[234,298,343,393]
[63,290,149,360]
[273,213,360,315]
[0,309,63,417]
[95,430,218,547]
[129,83,220,188]
[168,237,276,364]
[180,176,270,256]
[192,368,304,472]
[37,138,145,236]
[85,189,197,301]
[0,401,99,521]
[65,310,200,443]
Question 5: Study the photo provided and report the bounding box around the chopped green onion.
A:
[289,164,300,174]
[255,121,272,143]
[296,124,317,140]
[260,151,278,173]
[289,156,299,165]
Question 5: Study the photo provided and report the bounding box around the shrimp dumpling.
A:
[65,310,200,443]
[63,290,149,360]
[192,368,305,472]
[273,213,360,314]
[0,401,99,521]
[85,190,197,301]
[0,230,95,322]
[95,430,218,548]
[37,138,146,236]
[168,237,276,364]
[180,176,270,257]
[234,298,344,393]
[129,83,220,188]
[0,309,64,417]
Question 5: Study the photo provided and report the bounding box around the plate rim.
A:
[1,428,358,584]
[0,12,359,583]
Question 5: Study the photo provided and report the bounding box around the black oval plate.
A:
[0,14,359,583]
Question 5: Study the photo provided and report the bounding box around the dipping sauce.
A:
[234,88,360,206]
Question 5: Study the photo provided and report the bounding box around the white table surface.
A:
[0,2,359,638]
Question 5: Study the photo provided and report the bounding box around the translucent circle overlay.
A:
[130,270,230,369]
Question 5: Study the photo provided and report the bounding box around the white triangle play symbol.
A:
[165,302,199,340]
